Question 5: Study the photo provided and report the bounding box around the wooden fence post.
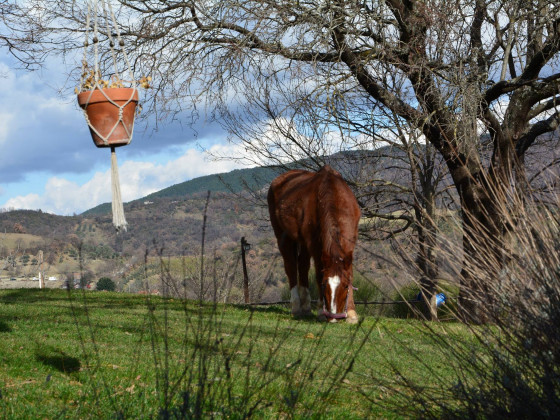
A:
[38,250,44,289]
[241,237,251,304]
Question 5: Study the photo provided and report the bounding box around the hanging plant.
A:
[77,70,150,148]
[76,0,150,233]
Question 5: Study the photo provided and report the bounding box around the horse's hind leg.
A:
[278,234,301,315]
[297,247,311,315]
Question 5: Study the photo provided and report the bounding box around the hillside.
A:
[80,146,405,217]
[0,158,399,299]
[0,162,291,299]
[2,140,558,296]
[82,165,280,216]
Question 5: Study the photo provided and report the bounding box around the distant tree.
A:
[46,252,56,265]
[80,270,94,289]
[96,277,116,292]
[13,223,26,234]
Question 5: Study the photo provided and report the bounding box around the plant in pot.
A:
[75,66,151,232]
[75,0,152,233]
[76,67,151,148]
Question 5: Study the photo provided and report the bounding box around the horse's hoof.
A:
[329,318,338,323]
[346,310,359,324]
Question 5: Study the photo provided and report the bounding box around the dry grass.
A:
[363,185,560,418]
[0,232,45,249]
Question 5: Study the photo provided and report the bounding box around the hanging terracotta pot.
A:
[77,87,139,148]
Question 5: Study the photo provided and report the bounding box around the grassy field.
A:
[0,233,46,249]
[0,289,473,419]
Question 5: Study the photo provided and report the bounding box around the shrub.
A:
[96,277,116,291]
[13,222,26,233]
[386,283,422,319]
[369,194,560,418]
[352,273,387,316]
[385,281,459,320]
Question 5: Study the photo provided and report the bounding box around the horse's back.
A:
[267,166,359,243]
[268,165,344,202]
[267,169,313,199]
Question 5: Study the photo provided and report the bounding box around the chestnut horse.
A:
[267,165,361,323]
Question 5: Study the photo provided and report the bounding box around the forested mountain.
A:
[82,166,280,216]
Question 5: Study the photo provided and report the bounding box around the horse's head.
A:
[321,256,353,322]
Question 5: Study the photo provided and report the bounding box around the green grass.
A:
[0,289,472,418]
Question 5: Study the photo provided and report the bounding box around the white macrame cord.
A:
[80,0,139,232]
[110,147,127,232]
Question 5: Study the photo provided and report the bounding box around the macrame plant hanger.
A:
[78,0,139,232]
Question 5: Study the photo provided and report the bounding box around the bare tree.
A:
[5,0,560,320]
[1,1,51,69]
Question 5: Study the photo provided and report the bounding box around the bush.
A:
[352,273,387,316]
[386,283,422,319]
[96,277,116,291]
[372,195,560,418]
[386,281,459,320]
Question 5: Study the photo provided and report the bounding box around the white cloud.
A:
[1,144,247,215]
[3,193,42,211]
[0,112,15,145]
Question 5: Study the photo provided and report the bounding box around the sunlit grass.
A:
[0,289,473,418]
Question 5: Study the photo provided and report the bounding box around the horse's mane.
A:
[317,167,346,263]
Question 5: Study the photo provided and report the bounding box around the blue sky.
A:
[0,56,248,215]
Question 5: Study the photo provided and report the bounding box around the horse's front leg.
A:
[346,283,359,324]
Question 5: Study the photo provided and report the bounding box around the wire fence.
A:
[245,299,423,306]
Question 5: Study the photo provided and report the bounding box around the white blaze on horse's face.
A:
[328,275,341,313]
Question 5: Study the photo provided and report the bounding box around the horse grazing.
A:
[268,165,361,323]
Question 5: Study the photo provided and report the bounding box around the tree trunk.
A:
[414,190,439,320]
[455,170,506,323]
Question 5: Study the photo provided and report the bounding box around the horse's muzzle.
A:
[323,311,347,321]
